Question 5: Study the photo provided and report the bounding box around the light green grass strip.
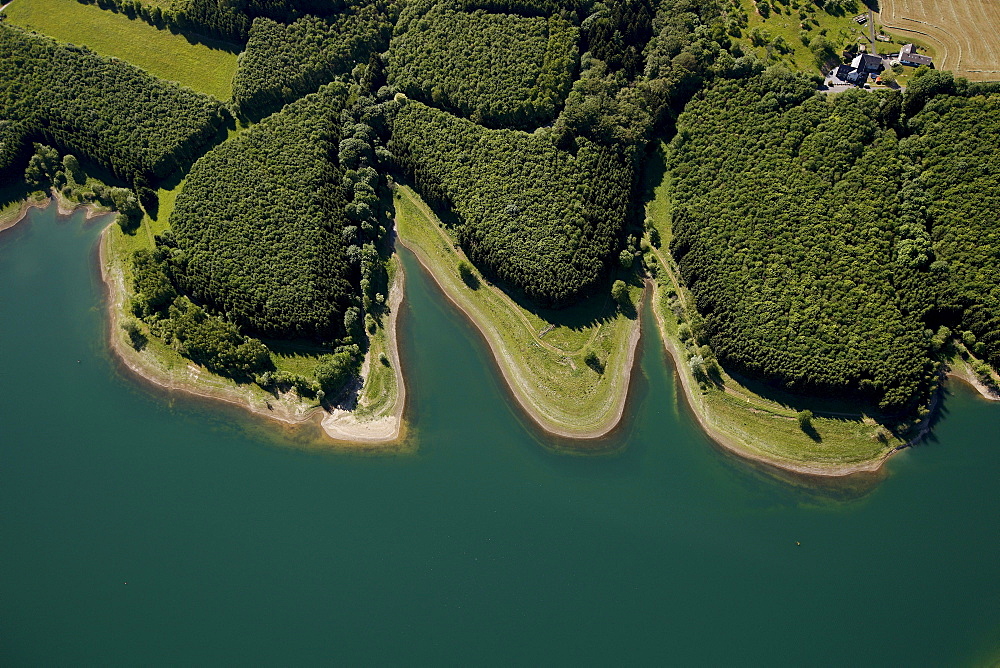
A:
[2,0,239,100]
[393,183,641,439]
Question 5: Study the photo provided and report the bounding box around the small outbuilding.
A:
[846,69,868,85]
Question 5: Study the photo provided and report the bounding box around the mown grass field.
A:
[642,143,904,472]
[1,0,239,100]
[392,183,641,440]
[880,0,1000,80]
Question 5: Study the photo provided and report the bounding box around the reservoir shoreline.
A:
[6,195,992,478]
[100,227,408,446]
[3,198,407,447]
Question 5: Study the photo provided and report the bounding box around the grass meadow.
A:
[2,0,239,100]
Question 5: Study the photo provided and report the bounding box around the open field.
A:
[392,183,641,441]
[1,0,239,99]
[880,0,1000,80]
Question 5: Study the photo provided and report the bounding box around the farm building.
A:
[851,53,884,73]
[899,44,933,67]
[836,64,855,80]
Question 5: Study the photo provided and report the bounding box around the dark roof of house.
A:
[859,54,883,70]
[899,45,933,64]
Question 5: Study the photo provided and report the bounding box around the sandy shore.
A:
[1,188,114,232]
[86,209,405,446]
[396,234,643,441]
[0,195,49,232]
[319,262,407,443]
[946,364,1000,402]
[2,193,406,445]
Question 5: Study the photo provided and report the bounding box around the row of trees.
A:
[387,0,578,128]
[389,99,634,305]
[165,84,356,341]
[0,20,228,183]
[232,4,398,118]
[457,0,580,17]
[75,0,353,43]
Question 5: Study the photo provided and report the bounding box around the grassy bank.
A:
[2,0,239,100]
[392,182,642,440]
[643,144,907,476]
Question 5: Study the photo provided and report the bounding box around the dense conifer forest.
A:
[387,0,578,127]
[667,68,1000,411]
[165,84,355,341]
[233,5,398,117]
[904,92,1000,371]
[0,20,227,182]
[668,71,932,410]
[390,100,633,304]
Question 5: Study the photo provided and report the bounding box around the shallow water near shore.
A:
[3,204,1000,665]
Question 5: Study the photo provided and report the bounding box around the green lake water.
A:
[3,204,1000,665]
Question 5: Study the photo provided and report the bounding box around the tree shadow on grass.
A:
[801,422,823,443]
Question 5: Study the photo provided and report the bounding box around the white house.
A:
[899,44,933,67]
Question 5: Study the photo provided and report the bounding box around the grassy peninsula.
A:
[102,210,406,446]
[394,183,641,441]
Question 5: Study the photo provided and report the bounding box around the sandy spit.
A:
[320,262,407,443]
